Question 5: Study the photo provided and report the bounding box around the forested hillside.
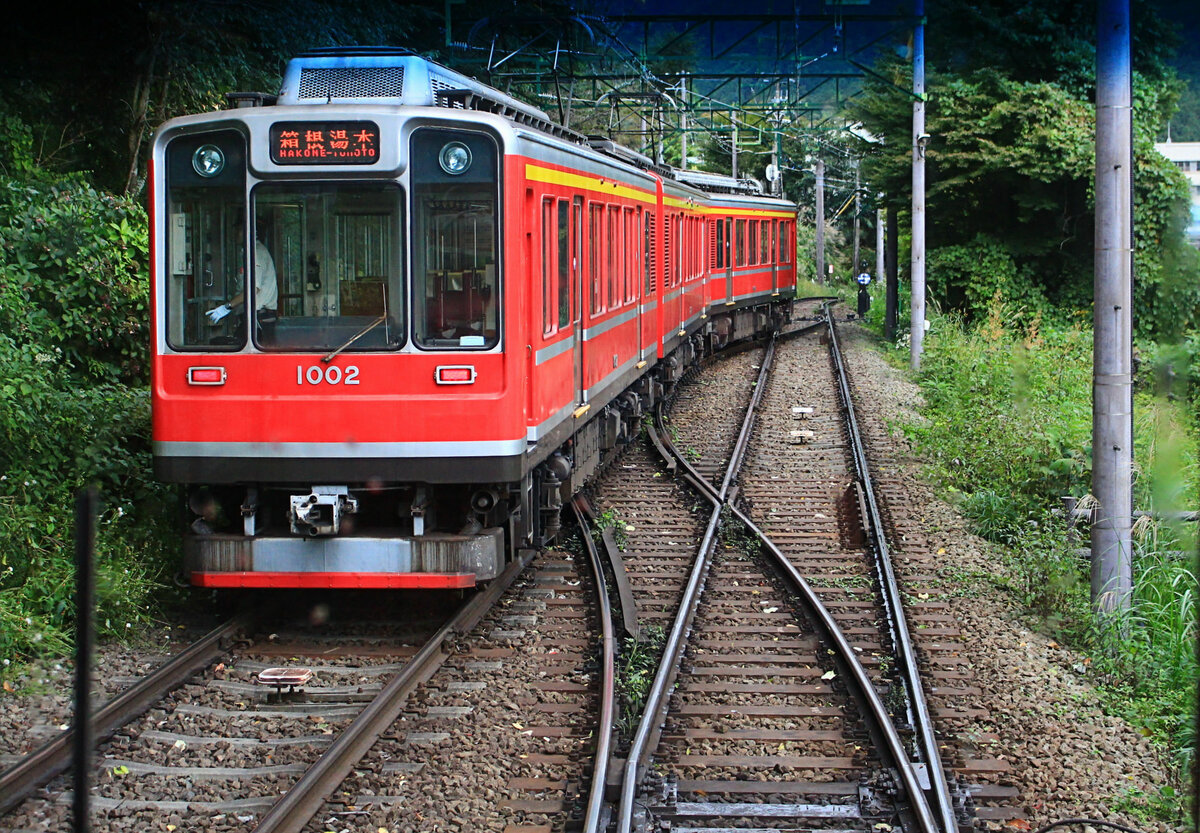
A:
[850,0,1200,340]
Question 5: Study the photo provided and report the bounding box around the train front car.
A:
[151,52,531,589]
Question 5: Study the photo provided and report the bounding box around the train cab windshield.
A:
[251,182,404,352]
[164,147,405,352]
[164,126,500,354]
[411,128,500,350]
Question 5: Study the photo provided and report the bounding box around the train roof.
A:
[221,48,784,202]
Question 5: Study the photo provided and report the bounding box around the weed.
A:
[872,309,1198,785]
[615,625,667,736]
[593,507,628,550]
[1109,784,1186,825]
[717,508,761,557]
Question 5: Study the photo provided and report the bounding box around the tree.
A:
[0,1,441,195]
[848,0,1199,334]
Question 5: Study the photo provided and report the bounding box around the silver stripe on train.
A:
[155,439,527,458]
[535,334,576,365]
[582,307,638,340]
[527,402,576,442]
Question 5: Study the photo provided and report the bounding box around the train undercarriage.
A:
[183,300,790,589]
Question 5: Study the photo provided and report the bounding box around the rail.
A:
[618,314,948,833]
[825,312,959,833]
[0,613,249,817]
[571,498,620,832]
[615,337,776,832]
[251,550,534,833]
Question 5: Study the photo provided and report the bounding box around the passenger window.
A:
[590,203,603,316]
[543,198,555,335]
[412,128,499,350]
[558,200,570,330]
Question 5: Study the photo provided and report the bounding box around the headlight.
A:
[192,145,225,178]
[439,142,472,175]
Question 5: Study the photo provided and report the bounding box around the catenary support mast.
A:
[1091,0,1134,614]
[815,157,825,284]
[910,0,926,369]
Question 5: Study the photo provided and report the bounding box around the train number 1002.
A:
[297,365,360,385]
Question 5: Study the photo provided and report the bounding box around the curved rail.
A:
[825,313,958,833]
[251,550,534,833]
[615,338,776,832]
[618,321,946,833]
[0,613,250,817]
[571,498,619,832]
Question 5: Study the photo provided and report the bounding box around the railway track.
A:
[0,580,523,832]
[589,307,1011,833]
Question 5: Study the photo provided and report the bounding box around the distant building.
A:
[1155,140,1200,247]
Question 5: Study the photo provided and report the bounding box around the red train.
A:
[150,48,797,589]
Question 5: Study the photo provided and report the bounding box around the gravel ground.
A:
[0,623,206,765]
[837,320,1188,832]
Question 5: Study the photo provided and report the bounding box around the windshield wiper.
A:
[321,315,386,363]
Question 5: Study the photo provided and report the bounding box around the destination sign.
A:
[269,121,379,165]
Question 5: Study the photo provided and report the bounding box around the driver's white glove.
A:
[206,304,231,323]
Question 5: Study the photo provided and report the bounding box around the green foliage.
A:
[900,309,1198,783]
[0,111,176,671]
[0,173,149,384]
[616,625,666,736]
[0,330,180,666]
[905,309,1094,538]
[593,507,628,549]
[926,239,1049,322]
[850,6,1200,342]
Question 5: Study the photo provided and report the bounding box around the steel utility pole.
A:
[875,205,884,286]
[1091,0,1134,616]
[815,157,826,284]
[731,115,739,179]
[910,0,927,369]
[680,76,688,170]
[885,205,899,341]
[852,162,861,273]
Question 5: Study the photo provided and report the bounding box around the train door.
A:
[771,219,779,293]
[568,196,583,405]
[634,207,643,358]
[724,216,734,302]
[572,196,584,403]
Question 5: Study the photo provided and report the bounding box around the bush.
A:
[905,306,1093,527]
[927,238,1050,323]
[0,334,178,665]
[0,175,149,385]
[899,307,1198,785]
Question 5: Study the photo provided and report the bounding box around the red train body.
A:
[150,50,797,589]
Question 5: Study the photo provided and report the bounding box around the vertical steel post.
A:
[910,0,926,369]
[815,157,825,284]
[1092,0,1134,615]
[773,133,782,197]
[680,75,688,170]
[731,116,739,179]
[73,488,97,833]
[852,162,861,274]
[876,206,885,288]
[886,205,899,341]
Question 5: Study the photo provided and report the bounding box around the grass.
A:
[869,304,1198,814]
[615,624,666,737]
